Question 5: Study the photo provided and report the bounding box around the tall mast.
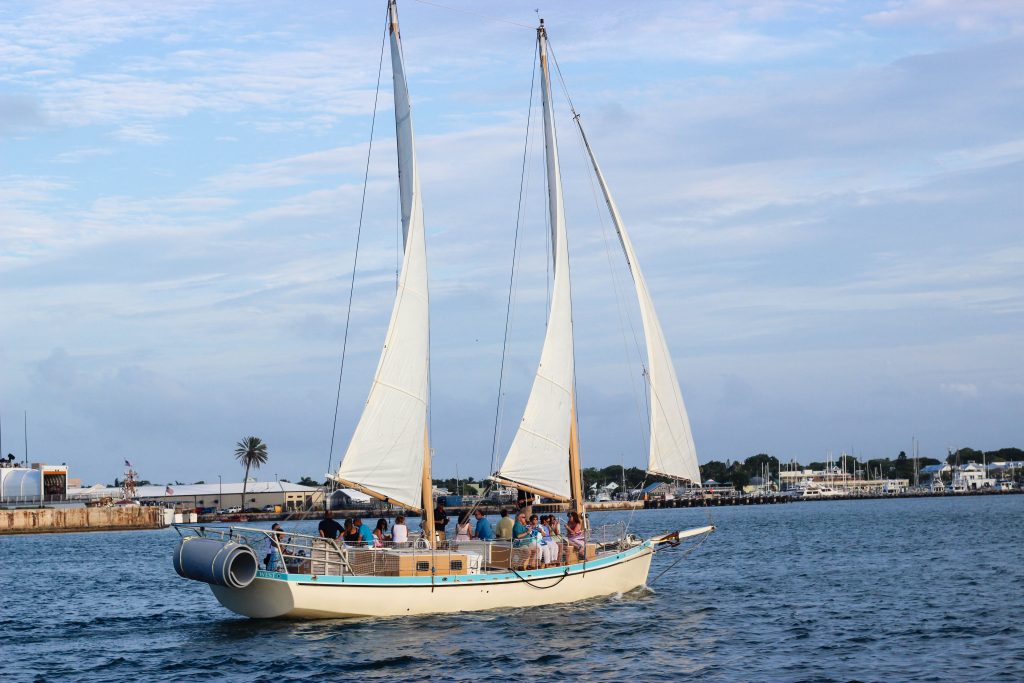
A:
[334,0,432,538]
[538,20,586,519]
[494,20,580,509]
[388,0,436,542]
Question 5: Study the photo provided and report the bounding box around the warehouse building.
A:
[69,479,328,512]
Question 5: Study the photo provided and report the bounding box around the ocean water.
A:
[2,495,1022,682]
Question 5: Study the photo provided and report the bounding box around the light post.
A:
[218,474,222,511]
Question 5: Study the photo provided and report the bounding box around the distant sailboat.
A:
[172,1,712,620]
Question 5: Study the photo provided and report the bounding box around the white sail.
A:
[336,0,429,511]
[574,118,701,484]
[495,25,574,501]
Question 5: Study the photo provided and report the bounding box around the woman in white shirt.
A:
[391,515,409,546]
[454,511,472,541]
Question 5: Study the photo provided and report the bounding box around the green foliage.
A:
[431,478,482,496]
[943,446,1022,465]
[700,461,729,484]
[297,476,321,487]
[581,465,667,492]
[234,436,269,511]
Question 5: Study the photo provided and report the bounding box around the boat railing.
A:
[174,524,353,576]
[174,521,633,578]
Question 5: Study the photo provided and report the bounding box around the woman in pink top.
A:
[566,511,585,552]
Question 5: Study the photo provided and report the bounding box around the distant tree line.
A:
[107,446,1022,494]
[945,447,1023,465]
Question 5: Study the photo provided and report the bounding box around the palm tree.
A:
[234,436,268,511]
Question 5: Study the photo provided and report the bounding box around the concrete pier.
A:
[0,506,163,535]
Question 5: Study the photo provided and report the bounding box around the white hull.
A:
[211,542,655,619]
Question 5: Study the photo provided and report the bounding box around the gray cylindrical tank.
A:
[173,537,258,588]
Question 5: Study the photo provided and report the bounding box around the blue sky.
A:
[1,1,1022,486]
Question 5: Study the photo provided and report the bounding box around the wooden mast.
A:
[539,19,587,523]
[568,397,586,522]
[421,431,435,547]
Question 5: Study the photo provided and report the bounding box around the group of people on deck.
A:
[317,510,410,547]
[508,510,586,569]
[299,499,588,571]
[434,499,587,569]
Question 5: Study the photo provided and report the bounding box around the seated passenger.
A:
[373,518,389,547]
[566,511,585,556]
[454,511,472,541]
[353,517,375,546]
[511,512,533,569]
[511,512,530,547]
[473,509,494,540]
[495,509,513,540]
[342,518,361,545]
[537,516,557,566]
[392,515,409,546]
[523,514,544,569]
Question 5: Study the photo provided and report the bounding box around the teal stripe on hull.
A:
[255,541,652,587]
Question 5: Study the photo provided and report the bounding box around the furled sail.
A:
[494,24,574,501]
[335,0,430,511]
[573,117,701,484]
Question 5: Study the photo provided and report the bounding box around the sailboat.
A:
[172,1,713,619]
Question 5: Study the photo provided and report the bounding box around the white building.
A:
[69,479,327,511]
[950,463,996,492]
[1,463,68,505]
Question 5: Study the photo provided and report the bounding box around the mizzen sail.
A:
[494,24,575,501]
[335,0,430,511]
[574,117,701,484]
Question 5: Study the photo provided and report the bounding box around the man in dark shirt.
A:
[318,509,343,540]
[433,500,449,541]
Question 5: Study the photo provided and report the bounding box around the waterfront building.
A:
[0,464,68,506]
[949,463,995,492]
[640,481,675,501]
[779,467,908,495]
[68,480,328,511]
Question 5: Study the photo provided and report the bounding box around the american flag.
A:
[165,485,174,495]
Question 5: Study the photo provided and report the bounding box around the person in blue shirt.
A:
[511,512,530,547]
[511,512,534,569]
[473,509,494,540]
[353,517,375,545]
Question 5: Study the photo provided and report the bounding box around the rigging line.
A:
[410,0,536,30]
[648,530,711,586]
[494,80,542,472]
[573,116,649,461]
[573,114,648,369]
[490,42,539,476]
[326,14,389,479]
[545,39,577,119]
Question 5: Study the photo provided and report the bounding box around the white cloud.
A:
[112,124,168,144]
[940,382,980,398]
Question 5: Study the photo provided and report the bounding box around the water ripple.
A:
[2,496,1022,682]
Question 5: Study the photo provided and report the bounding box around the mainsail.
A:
[335,0,430,511]
[573,117,701,484]
[494,23,575,501]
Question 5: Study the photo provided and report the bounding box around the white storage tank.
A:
[0,468,43,503]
